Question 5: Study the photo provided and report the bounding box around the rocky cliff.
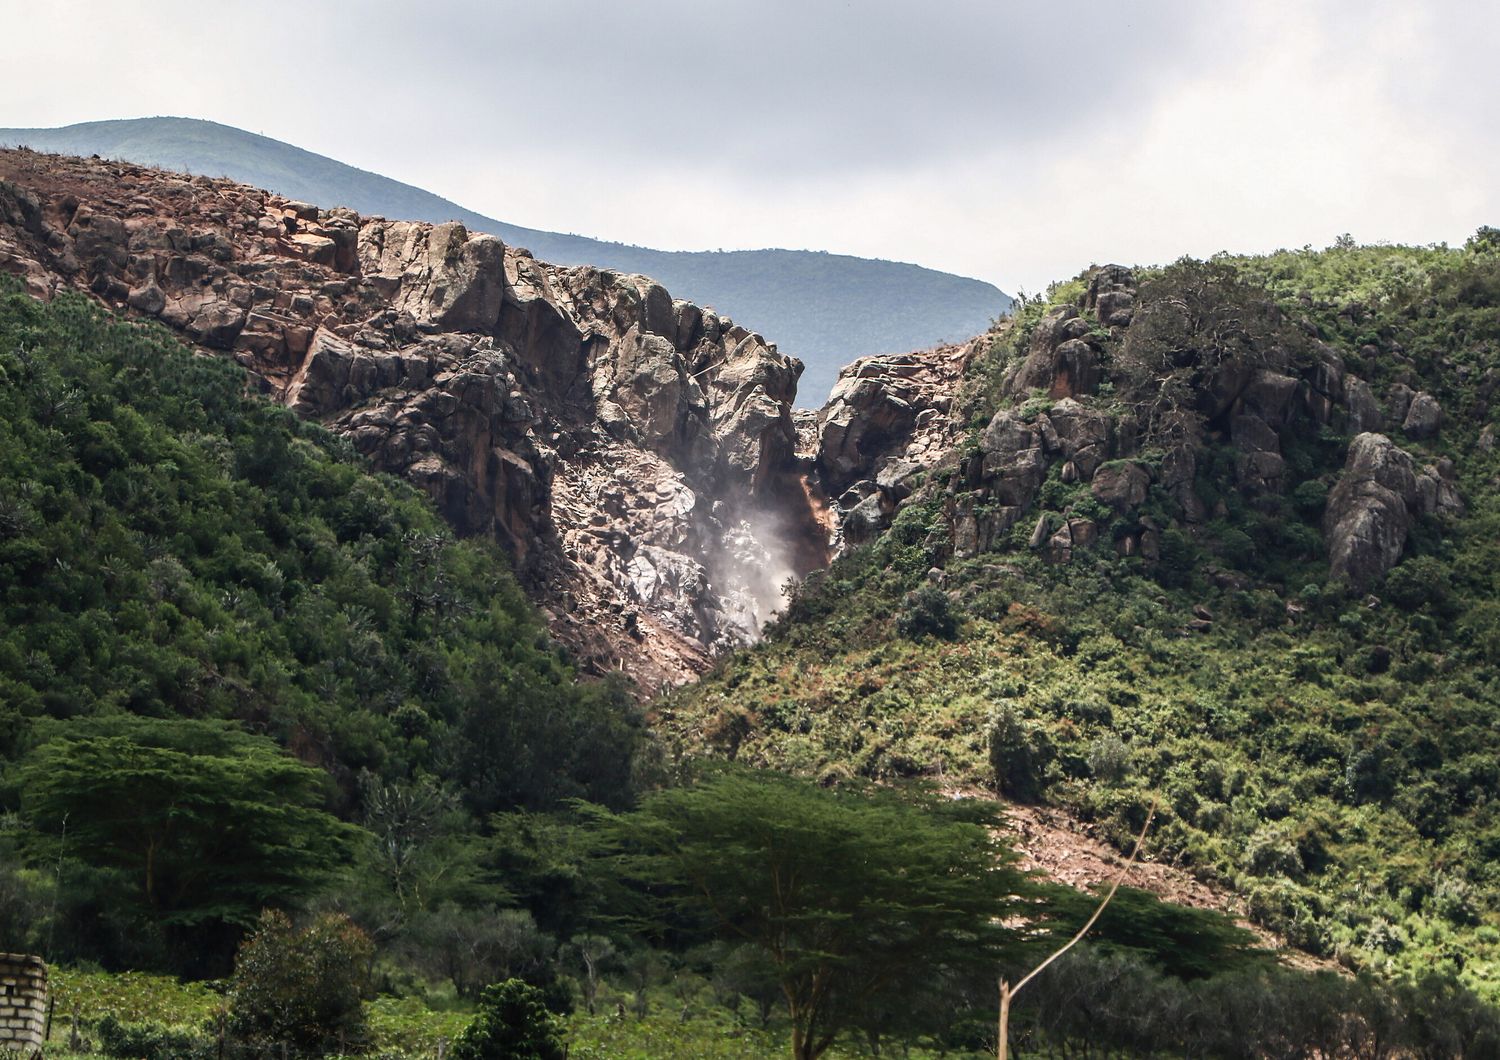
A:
[2,148,1465,690]
[807,261,1466,590]
[0,148,830,690]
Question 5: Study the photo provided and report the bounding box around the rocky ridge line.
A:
[0,148,831,691]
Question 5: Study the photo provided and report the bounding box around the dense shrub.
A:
[895,584,959,639]
[227,910,372,1056]
[96,1014,214,1060]
[988,706,1053,803]
[450,979,566,1060]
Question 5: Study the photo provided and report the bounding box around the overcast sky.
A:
[6,0,1496,294]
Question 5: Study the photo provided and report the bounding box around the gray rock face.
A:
[981,412,1048,507]
[0,149,819,692]
[1325,434,1418,588]
[1386,383,1416,428]
[1300,345,1346,425]
[1091,461,1152,514]
[1325,433,1461,587]
[359,220,506,333]
[814,344,974,545]
[1343,377,1383,433]
[1044,399,1112,479]
[1402,392,1442,439]
[1085,264,1136,327]
[1009,304,1103,399]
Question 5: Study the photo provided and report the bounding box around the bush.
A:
[96,1014,214,1060]
[1086,734,1131,784]
[450,979,566,1060]
[228,910,372,1056]
[987,706,1053,802]
[895,585,958,640]
[1384,556,1455,614]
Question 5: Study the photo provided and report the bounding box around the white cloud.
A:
[4,0,1497,298]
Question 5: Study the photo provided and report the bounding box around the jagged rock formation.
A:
[810,264,1465,589]
[0,148,828,690]
[811,343,980,546]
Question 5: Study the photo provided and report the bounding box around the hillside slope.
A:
[668,239,1500,1001]
[0,117,1011,403]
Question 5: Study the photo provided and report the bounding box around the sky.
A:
[5,0,1497,294]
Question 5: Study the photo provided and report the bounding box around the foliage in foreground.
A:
[47,947,1500,1060]
[15,717,356,950]
[227,910,373,1056]
[589,769,1037,1059]
[449,979,566,1060]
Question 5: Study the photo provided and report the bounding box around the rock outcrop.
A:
[0,148,827,691]
[1325,433,1462,588]
[1007,304,1103,400]
[812,343,977,545]
[811,263,1466,590]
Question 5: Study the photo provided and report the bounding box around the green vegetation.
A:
[668,236,1500,1011]
[450,979,566,1060]
[15,717,356,969]
[0,282,641,974]
[0,117,1010,403]
[6,234,1500,1055]
[227,910,373,1055]
[590,770,1032,1059]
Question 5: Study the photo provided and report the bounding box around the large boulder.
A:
[358,220,506,332]
[1043,398,1112,479]
[979,411,1047,508]
[1402,392,1442,439]
[1091,461,1152,514]
[1325,433,1460,588]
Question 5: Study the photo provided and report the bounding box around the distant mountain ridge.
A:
[0,117,1011,403]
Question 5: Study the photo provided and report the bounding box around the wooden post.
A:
[998,979,1011,1060]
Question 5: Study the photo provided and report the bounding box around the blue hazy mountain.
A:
[0,117,1010,404]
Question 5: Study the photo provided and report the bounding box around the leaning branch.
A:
[998,796,1158,1060]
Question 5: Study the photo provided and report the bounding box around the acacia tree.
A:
[593,769,1034,1060]
[15,716,357,953]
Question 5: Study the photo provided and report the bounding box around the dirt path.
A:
[951,790,1342,974]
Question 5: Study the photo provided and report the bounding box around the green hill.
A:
[0,117,1010,404]
[664,235,1500,1004]
[6,278,1490,1058]
[0,281,641,969]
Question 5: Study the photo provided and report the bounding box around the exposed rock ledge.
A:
[0,148,831,691]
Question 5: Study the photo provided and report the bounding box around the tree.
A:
[1117,258,1308,445]
[593,769,1034,1060]
[449,979,566,1060]
[14,717,358,960]
[227,909,373,1056]
[567,934,618,1015]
